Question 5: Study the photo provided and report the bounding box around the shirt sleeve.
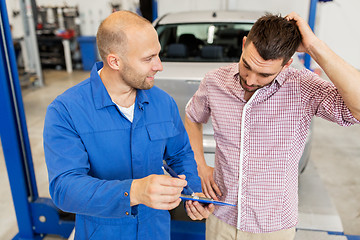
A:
[43,100,132,218]
[301,70,360,126]
[185,74,211,124]
[164,97,202,194]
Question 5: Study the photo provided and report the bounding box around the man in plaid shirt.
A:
[185,12,360,240]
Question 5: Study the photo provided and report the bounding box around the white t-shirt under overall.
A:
[98,68,134,122]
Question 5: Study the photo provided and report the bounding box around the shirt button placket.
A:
[124,192,129,216]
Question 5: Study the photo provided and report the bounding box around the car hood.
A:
[155,61,233,152]
[155,61,234,81]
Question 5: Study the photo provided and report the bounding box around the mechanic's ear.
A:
[107,54,122,70]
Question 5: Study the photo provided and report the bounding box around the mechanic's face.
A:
[239,38,292,93]
[119,25,163,90]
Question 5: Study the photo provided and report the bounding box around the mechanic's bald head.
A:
[96,11,152,62]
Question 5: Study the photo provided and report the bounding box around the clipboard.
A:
[180,194,236,207]
[162,163,236,207]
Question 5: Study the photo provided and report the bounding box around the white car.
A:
[154,10,311,174]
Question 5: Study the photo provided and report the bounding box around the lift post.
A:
[304,0,333,69]
[0,1,74,239]
[152,0,158,21]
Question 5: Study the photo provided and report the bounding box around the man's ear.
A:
[242,36,247,49]
[107,54,122,70]
[282,58,293,70]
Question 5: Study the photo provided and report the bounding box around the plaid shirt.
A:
[186,63,359,233]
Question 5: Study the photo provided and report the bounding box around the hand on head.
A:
[285,12,319,53]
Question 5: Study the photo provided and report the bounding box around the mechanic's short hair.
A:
[245,13,302,65]
[96,11,150,62]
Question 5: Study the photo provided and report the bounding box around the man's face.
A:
[119,25,163,90]
[239,40,291,93]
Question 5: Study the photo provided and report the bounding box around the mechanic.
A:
[185,12,360,240]
[43,10,214,240]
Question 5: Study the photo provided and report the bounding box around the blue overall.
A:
[43,62,201,240]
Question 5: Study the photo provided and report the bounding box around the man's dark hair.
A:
[245,14,302,65]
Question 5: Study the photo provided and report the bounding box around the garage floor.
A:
[0,69,359,240]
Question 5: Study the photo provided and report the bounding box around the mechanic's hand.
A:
[185,193,215,221]
[130,174,187,210]
[198,164,222,201]
[285,12,319,54]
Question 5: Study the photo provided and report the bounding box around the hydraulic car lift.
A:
[0,1,73,239]
[0,0,331,239]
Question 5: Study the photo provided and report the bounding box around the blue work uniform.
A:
[43,62,201,240]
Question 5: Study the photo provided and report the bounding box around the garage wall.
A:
[34,0,139,36]
[158,0,228,15]
[316,1,360,70]
[158,0,360,70]
[158,0,308,18]
[5,0,360,69]
[5,0,23,39]
[5,0,139,37]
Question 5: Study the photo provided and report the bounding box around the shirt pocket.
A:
[146,121,179,141]
[145,121,180,169]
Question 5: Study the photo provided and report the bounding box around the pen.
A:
[162,163,236,206]
[162,163,196,197]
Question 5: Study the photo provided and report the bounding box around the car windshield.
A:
[156,22,253,62]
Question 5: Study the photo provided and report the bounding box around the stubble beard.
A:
[122,63,155,90]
